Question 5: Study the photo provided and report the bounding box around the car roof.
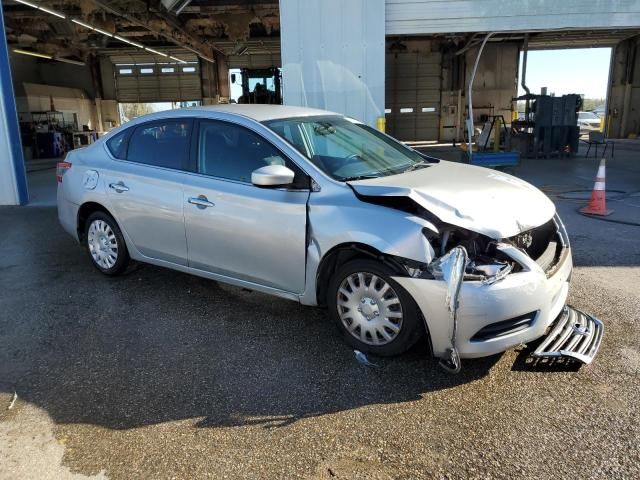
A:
[183,104,337,122]
[100,104,344,143]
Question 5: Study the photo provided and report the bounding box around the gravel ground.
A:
[0,153,639,479]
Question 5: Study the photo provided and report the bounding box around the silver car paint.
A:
[182,172,309,293]
[349,161,556,239]
[104,160,189,266]
[58,105,570,360]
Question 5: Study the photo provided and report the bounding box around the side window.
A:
[198,120,308,187]
[127,120,192,170]
[267,122,309,157]
[106,130,128,159]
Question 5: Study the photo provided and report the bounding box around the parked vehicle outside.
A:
[578,111,602,135]
[592,105,606,118]
[57,105,603,371]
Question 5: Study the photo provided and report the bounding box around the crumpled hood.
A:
[348,160,555,239]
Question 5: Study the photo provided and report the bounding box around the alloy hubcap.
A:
[337,272,403,346]
[87,219,118,269]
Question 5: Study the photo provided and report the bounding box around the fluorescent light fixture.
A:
[13,0,40,8]
[145,47,168,57]
[14,48,85,67]
[15,0,192,64]
[38,5,65,19]
[55,57,86,66]
[71,18,113,37]
[175,0,192,15]
[92,27,113,37]
[113,35,143,49]
[13,48,52,60]
[71,19,93,30]
[14,0,66,19]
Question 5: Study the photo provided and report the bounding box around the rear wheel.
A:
[84,211,129,276]
[327,259,423,356]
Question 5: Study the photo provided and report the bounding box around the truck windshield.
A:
[264,115,429,181]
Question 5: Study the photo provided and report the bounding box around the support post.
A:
[0,3,28,205]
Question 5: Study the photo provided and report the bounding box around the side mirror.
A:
[251,165,295,187]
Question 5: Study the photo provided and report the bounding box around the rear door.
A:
[183,119,310,293]
[104,119,192,265]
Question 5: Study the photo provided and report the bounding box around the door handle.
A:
[109,181,129,193]
[188,195,215,209]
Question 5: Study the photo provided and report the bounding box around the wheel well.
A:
[315,243,405,307]
[77,202,113,243]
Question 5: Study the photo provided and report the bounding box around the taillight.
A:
[56,161,72,183]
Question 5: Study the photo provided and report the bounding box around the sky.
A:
[518,48,612,99]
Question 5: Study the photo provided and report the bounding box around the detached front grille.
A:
[531,306,604,364]
[470,311,538,342]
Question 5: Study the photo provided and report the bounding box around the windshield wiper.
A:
[341,174,380,182]
[403,161,430,173]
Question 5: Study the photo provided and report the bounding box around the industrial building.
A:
[1,0,640,205]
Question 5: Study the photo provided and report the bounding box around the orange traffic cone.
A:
[580,158,613,216]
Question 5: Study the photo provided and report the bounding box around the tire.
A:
[84,211,129,276]
[327,259,424,356]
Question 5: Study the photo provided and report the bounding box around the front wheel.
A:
[327,259,424,356]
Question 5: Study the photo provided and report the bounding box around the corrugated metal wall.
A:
[464,43,519,125]
[608,35,640,138]
[280,0,385,126]
[386,0,640,35]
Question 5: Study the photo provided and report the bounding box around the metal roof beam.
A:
[86,0,219,63]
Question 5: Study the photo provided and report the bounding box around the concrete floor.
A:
[1,147,639,479]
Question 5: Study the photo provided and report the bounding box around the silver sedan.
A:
[57,105,602,371]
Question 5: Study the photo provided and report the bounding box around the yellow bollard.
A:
[376,116,386,133]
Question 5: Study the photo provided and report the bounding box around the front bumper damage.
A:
[393,240,604,373]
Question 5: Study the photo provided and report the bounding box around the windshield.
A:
[264,115,429,181]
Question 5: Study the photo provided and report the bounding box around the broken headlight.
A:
[424,226,516,284]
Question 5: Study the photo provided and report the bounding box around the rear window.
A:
[126,120,192,170]
[106,131,128,159]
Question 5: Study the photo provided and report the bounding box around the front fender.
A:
[299,188,437,305]
[309,190,437,263]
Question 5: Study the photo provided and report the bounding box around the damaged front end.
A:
[348,178,603,372]
[389,207,603,373]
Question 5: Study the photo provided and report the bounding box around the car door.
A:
[183,119,310,293]
[103,119,192,266]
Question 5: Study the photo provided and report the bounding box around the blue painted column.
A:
[0,2,28,205]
